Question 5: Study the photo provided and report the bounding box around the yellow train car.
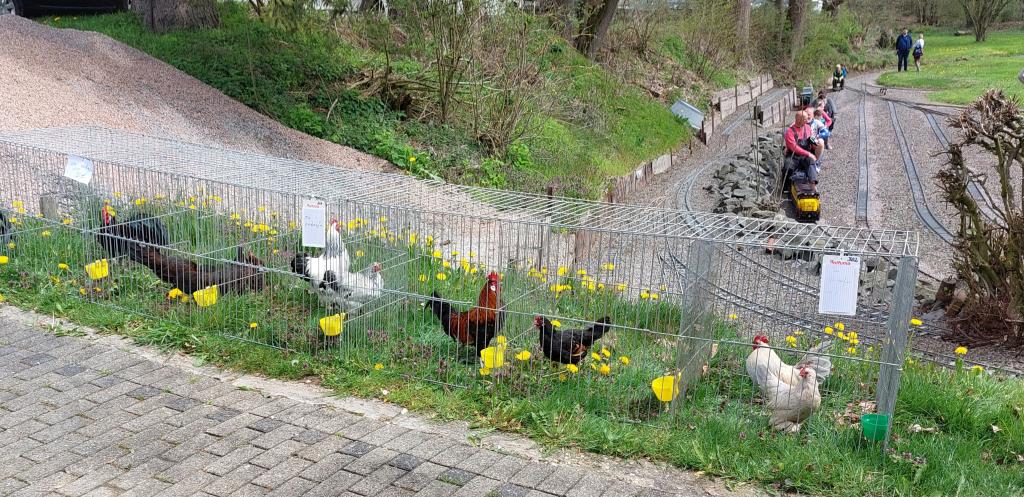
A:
[790,180,820,222]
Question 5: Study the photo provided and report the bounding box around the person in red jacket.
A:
[784,111,819,187]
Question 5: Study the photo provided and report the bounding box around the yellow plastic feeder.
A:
[319,313,346,337]
[84,259,109,281]
[651,374,680,403]
[192,285,219,308]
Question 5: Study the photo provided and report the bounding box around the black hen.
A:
[129,245,265,295]
[97,204,168,259]
[535,316,612,365]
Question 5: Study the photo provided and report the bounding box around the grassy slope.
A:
[1,202,1022,497]
[877,30,1024,105]
[44,6,688,198]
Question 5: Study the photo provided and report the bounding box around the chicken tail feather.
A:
[580,317,612,346]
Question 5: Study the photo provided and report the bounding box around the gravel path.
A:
[0,16,391,173]
[814,85,859,226]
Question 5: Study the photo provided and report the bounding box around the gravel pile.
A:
[0,15,391,173]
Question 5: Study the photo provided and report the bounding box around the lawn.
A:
[877,29,1024,105]
[40,5,689,199]
[1,194,1022,497]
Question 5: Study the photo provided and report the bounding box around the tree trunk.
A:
[788,0,806,65]
[574,0,620,60]
[135,0,219,34]
[735,0,750,58]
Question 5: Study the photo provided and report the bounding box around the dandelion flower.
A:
[378,216,388,223]
[557,266,568,276]
[41,231,51,238]
[601,348,611,358]
[6,242,14,250]
[418,274,428,282]
[851,338,860,345]
[479,367,491,376]
[436,273,448,281]
[469,251,477,258]
[451,251,459,257]
[590,363,598,371]
[58,263,69,271]
[640,290,650,300]
[955,346,968,356]
[728,313,738,320]
[650,293,660,300]
[577,269,587,276]
[432,250,442,258]
[249,322,258,330]
[258,206,266,213]
[442,261,451,268]
[824,326,834,335]
[910,318,923,326]
[62,218,73,226]
[848,331,858,340]
[409,156,417,163]
[375,363,384,370]
[78,288,87,296]
[847,347,857,355]
[601,262,615,271]
[11,201,23,208]
[515,350,531,361]
[355,250,365,258]
[550,320,561,328]
[971,365,984,374]
[659,284,667,292]
[835,322,845,331]
[785,336,797,347]
[134,198,146,206]
[599,364,611,376]
[408,233,418,244]
[619,356,630,366]
[0,256,8,265]
[591,351,601,361]
[565,364,579,374]
[558,373,567,382]
[167,288,184,300]
[425,235,434,246]
[597,283,606,291]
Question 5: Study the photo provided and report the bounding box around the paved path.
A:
[0,314,728,497]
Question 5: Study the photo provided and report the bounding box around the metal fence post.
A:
[670,239,718,419]
[876,256,918,449]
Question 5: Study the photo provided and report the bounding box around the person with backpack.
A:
[913,34,925,72]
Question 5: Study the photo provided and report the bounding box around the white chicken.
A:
[745,335,831,389]
[290,221,384,313]
[745,335,832,433]
[763,364,821,433]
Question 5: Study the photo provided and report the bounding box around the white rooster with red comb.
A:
[746,335,832,432]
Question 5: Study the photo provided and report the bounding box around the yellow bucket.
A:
[192,285,219,308]
[84,259,109,281]
[319,313,346,337]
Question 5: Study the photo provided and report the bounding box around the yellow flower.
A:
[591,352,601,361]
[41,231,51,238]
[577,269,587,276]
[496,335,507,345]
[601,262,615,271]
[442,261,451,268]
[955,346,968,356]
[167,288,184,300]
[16,207,25,214]
[113,191,122,198]
[550,320,562,328]
[409,156,417,163]
[49,276,60,285]
[249,322,258,330]
[599,364,611,376]
[640,290,650,300]
[650,293,660,300]
[62,218,73,226]
[540,267,548,274]
[58,263,69,271]
[469,251,477,258]
[188,205,197,210]
[375,363,384,370]
[289,221,297,230]
[451,251,459,257]
[258,206,266,212]
[793,330,805,336]
[78,288,86,296]
[619,356,630,366]
[0,256,8,265]
[910,318,923,326]
[590,363,599,371]
[565,364,579,374]
[134,198,146,206]
[11,201,23,208]
[425,235,434,246]
[355,250,365,258]
[785,336,797,347]
[847,347,857,355]
[848,331,858,340]
[93,287,102,293]
[971,365,984,374]
[851,338,860,345]
[408,233,418,244]
[838,332,848,341]
[835,322,846,331]
[6,242,15,250]
[601,348,611,358]
[728,313,738,320]
[556,266,568,276]
[515,350,532,361]
[436,273,448,281]
[479,367,491,376]
[824,326,834,335]
[418,274,428,282]
[432,250,442,259]
[659,284,668,292]
[272,249,280,256]
[597,283,606,291]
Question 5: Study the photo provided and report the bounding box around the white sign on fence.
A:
[301,199,326,248]
[818,255,861,317]
[64,155,94,185]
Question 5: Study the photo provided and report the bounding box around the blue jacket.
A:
[896,34,913,52]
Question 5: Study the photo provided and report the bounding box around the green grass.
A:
[877,29,1024,105]
[1,197,1022,497]
[41,5,689,199]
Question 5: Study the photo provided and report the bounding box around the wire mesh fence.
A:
[0,126,920,455]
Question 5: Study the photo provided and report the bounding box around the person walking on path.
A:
[896,28,913,72]
[913,34,925,72]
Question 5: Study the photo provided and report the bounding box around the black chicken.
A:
[129,245,266,295]
[97,204,169,259]
[534,316,612,365]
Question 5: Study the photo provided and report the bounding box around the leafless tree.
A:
[958,0,1013,41]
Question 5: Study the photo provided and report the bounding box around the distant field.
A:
[878,30,1024,105]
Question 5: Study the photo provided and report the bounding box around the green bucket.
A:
[861,413,890,441]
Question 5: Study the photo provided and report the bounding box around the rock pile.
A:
[707,132,784,219]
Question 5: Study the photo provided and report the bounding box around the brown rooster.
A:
[427,272,504,355]
[129,245,265,295]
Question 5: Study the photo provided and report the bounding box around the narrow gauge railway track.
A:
[924,113,1005,226]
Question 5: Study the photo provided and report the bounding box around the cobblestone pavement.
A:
[0,316,730,497]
